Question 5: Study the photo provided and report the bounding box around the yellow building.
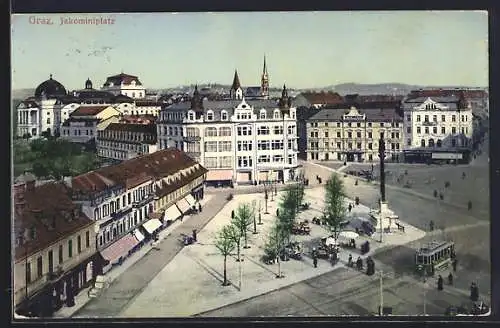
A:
[306,107,404,162]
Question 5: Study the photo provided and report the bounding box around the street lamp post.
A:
[264,188,269,214]
[258,201,263,225]
[423,271,427,316]
[379,270,384,316]
[239,254,244,291]
[253,209,258,234]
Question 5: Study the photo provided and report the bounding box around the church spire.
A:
[231,70,241,90]
[260,55,270,99]
[263,55,268,75]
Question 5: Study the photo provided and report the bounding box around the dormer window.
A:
[188,111,195,121]
[221,111,228,121]
[206,110,214,121]
[260,110,266,120]
[274,110,280,119]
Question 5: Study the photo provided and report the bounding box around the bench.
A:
[395,222,405,232]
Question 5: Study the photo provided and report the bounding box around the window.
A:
[86,231,90,248]
[433,115,437,122]
[433,127,437,134]
[258,140,270,150]
[77,235,82,253]
[68,240,73,258]
[347,132,352,138]
[237,126,252,136]
[421,139,426,147]
[258,155,271,163]
[273,110,280,119]
[206,111,214,121]
[287,126,294,135]
[406,115,411,122]
[429,139,435,147]
[337,123,341,127]
[257,126,270,135]
[205,127,217,137]
[237,156,252,167]
[218,141,232,152]
[424,127,429,134]
[219,156,232,168]
[416,115,421,122]
[219,127,231,136]
[273,126,283,134]
[37,256,43,278]
[357,143,362,149]
[452,127,456,134]
[273,155,284,162]
[271,140,284,150]
[26,262,31,283]
[47,118,51,124]
[324,131,329,138]
[368,122,372,127]
[348,142,353,149]
[188,112,195,120]
[424,115,429,122]
[368,143,373,150]
[407,138,411,146]
[204,141,218,152]
[259,110,266,119]
[452,115,456,122]
[416,127,421,134]
[437,139,442,147]
[336,142,341,149]
[237,140,253,151]
[48,250,53,273]
[368,132,372,139]
[441,115,446,122]
[205,157,218,168]
[336,132,341,138]
[357,123,361,127]
[59,245,63,264]
[441,127,446,134]
[406,127,411,133]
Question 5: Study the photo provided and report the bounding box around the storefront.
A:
[176,196,192,215]
[100,234,140,274]
[141,218,163,238]
[163,204,182,226]
[205,169,233,188]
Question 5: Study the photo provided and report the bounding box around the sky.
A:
[11,11,488,90]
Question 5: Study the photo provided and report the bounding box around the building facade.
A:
[70,148,207,274]
[101,73,146,99]
[306,107,404,162]
[157,85,299,185]
[96,116,158,161]
[60,105,122,144]
[13,181,99,317]
[402,95,473,163]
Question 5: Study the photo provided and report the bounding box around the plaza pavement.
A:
[118,186,425,317]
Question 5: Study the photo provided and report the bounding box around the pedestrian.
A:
[348,254,353,267]
[312,249,318,268]
[348,204,352,212]
[448,272,453,285]
[437,275,444,291]
[452,258,457,272]
[198,203,202,213]
[192,229,197,242]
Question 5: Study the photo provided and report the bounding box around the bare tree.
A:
[268,222,287,278]
[323,174,347,241]
[232,203,254,250]
[214,225,237,286]
[277,186,299,245]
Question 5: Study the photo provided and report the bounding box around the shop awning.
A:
[100,234,139,264]
[176,198,191,213]
[164,204,182,221]
[133,229,145,242]
[142,218,163,234]
[206,170,233,181]
[185,194,196,206]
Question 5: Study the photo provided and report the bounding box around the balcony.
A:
[422,121,437,126]
[111,205,133,219]
[182,136,201,142]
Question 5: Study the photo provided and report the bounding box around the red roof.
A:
[103,73,142,87]
[301,91,344,105]
[120,114,157,124]
[70,105,110,117]
[72,148,207,194]
[13,182,93,261]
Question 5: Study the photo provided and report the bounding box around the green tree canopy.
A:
[214,225,237,286]
[323,174,347,240]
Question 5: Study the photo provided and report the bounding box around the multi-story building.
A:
[101,73,146,99]
[158,84,299,185]
[60,105,122,144]
[402,94,473,163]
[13,180,99,317]
[70,148,206,273]
[306,106,404,162]
[96,115,158,161]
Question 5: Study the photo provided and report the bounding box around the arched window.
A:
[274,110,280,119]
[221,110,228,121]
[260,109,266,120]
[94,208,99,220]
[436,139,442,147]
[428,139,435,147]
[206,110,214,121]
[421,139,426,147]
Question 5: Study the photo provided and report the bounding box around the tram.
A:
[415,240,455,276]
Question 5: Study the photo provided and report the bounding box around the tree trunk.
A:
[223,255,227,285]
[236,241,241,261]
[277,257,282,277]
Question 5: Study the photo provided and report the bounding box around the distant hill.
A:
[309,83,486,96]
[12,88,35,99]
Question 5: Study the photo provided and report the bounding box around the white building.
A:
[115,99,161,117]
[402,95,473,163]
[101,73,146,99]
[157,85,299,185]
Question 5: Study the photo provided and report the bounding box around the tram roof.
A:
[416,240,454,255]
